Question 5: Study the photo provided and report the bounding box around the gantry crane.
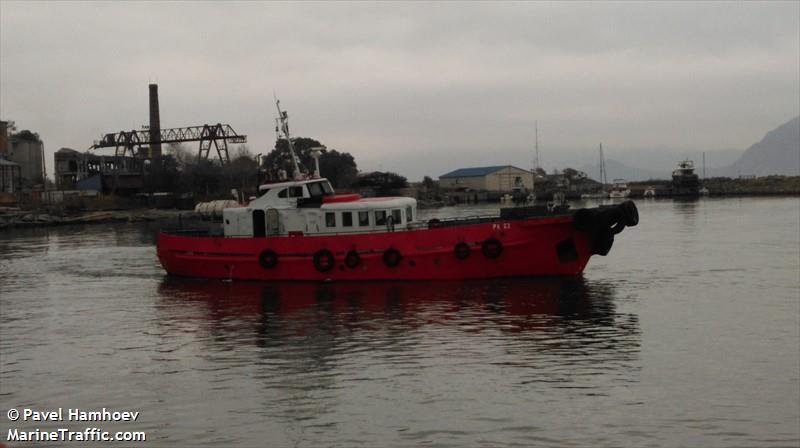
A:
[90,123,247,165]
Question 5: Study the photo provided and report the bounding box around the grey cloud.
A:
[1,1,797,180]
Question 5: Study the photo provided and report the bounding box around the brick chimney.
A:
[149,84,161,159]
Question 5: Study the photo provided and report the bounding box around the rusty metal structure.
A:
[90,123,247,165]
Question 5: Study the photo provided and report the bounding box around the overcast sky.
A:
[1,1,798,180]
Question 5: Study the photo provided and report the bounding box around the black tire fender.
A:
[620,200,639,226]
[454,242,471,260]
[258,249,278,269]
[344,250,361,269]
[572,208,597,232]
[383,248,402,268]
[481,238,503,259]
[313,249,335,272]
[591,229,615,256]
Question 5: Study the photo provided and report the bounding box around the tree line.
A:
[155,137,408,201]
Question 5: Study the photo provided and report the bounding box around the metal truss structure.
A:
[91,124,247,165]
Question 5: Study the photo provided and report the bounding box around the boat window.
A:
[278,188,288,198]
[406,206,413,222]
[392,209,402,224]
[325,212,336,227]
[307,182,323,197]
[307,181,334,197]
[358,211,369,226]
[342,212,353,227]
[289,186,304,197]
[375,210,386,226]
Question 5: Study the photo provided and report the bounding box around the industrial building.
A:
[52,83,246,196]
[0,121,45,189]
[8,131,45,185]
[1,120,42,204]
[439,165,535,192]
[55,148,145,194]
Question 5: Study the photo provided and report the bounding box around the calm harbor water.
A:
[1,197,798,447]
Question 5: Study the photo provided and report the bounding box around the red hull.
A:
[157,215,597,281]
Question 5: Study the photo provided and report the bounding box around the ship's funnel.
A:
[149,83,161,159]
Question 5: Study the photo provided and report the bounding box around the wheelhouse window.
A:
[325,212,336,227]
[392,209,402,224]
[406,206,413,222]
[375,210,387,226]
[342,212,353,227]
[289,186,304,197]
[278,188,287,198]
[308,181,334,198]
[358,211,369,226]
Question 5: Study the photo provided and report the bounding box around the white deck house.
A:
[223,178,417,237]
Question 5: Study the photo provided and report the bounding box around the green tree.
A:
[263,137,358,189]
[562,168,587,181]
[222,145,259,198]
[357,171,408,194]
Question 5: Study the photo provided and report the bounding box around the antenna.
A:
[274,97,303,180]
[534,120,540,172]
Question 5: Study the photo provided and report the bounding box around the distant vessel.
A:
[643,186,656,198]
[608,179,631,199]
[672,160,701,196]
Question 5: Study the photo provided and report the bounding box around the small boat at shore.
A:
[156,102,639,281]
[608,179,631,199]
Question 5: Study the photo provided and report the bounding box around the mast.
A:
[534,121,540,172]
[532,120,540,193]
[274,98,303,180]
[702,151,706,179]
[599,143,607,185]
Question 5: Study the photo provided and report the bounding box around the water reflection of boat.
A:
[157,276,629,331]
[156,277,641,416]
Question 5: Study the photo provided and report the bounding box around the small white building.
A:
[439,165,534,192]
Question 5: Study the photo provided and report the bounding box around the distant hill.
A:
[725,116,800,177]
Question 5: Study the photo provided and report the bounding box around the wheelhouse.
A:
[222,178,417,237]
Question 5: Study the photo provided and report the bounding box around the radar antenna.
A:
[274,97,303,180]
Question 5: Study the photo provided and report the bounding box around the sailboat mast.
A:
[599,143,606,185]
[702,151,706,179]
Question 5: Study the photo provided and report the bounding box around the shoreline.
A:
[2,193,797,231]
[0,208,197,230]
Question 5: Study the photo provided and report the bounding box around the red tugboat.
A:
[157,101,638,281]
